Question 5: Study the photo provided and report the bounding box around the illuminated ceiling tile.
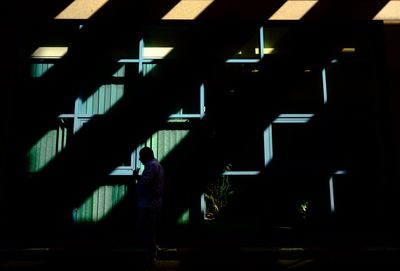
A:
[31,47,68,59]
[162,0,214,20]
[55,0,109,19]
[269,0,318,20]
[373,0,400,22]
[255,48,275,54]
[143,47,174,59]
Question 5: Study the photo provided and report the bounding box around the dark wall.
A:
[2,1,400,245]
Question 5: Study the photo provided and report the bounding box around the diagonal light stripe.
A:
[255,48,275,54]
[55,0,109,19]
[162,0,214,20]
[373,1,400,21]
[269,0,318,20]
[143,47,174,59]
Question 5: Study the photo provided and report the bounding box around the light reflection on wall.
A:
[138,129,190,171]
[27,127,67,172]
[177,208,190,224]
[255,48,275,55]
[143,47,174,59]
[31,63,55,78]
[79,84,125,119]
[74,184,127,223]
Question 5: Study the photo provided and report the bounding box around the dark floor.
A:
[1,242,399,270]
[1,225,399,270]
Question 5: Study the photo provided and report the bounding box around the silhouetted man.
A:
[133,146,165,268]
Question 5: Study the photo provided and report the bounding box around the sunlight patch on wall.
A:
[373,1,400,23]
[162,0,214,20]
[145,130,189,163]
[31,47,68,59]
[143,47,174,59]
[31,63,55,78]
[143,63,157,76]
[74,185,127,223]
[263,125,274,167]
[255,48,275,55]
[80,84,125,116]
[112,65,126,77]
[177,208,190,224]
[269,0,318,20]
[27,128,67,172]
[274,113,314,123]
[55,0,109,19]
[322,68,328,104]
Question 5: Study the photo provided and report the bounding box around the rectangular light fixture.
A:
[55,0,109,19]
[269,0,318,20]
[162,0,214,20]
[31,47,68,59]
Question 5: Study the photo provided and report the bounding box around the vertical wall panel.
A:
[104,85,111,112]
[93,90,99,114]
[98,86,105,114]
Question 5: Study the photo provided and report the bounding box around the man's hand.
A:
[133,168,140,180]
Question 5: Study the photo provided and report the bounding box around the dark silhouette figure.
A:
[133,146,165,268]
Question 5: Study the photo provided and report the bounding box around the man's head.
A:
[139,146,155,164]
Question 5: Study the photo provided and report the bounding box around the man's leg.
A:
[137,207,158,267]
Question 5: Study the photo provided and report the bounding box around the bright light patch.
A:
[264,125,274,167]
[373,1,400,22]
[269,0,318,20]
[146,130,189,162]
[143,63,157,76]
[143,47,174,59]
[322,68,328,104]
[75,185,127,223]
[329,177,335,213]
[55,0,109,19]
[27,130,58,172]
[201,193,206,219]
[162,0,214,20]
[31,47,68,59]
[80,84,125,116]
[113,65,126,77]
[177,209,190,224]
[31,63,55,77]
[341,48,356,53]
[222,171,260,175]
[255,48,275,54]
[274,114,314,123]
